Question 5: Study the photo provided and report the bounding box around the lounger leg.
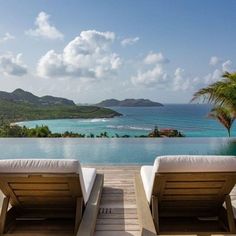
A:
[0,197,10,235]
[151,195,159,234]
[225,195,236,233]
[74,197,83,235]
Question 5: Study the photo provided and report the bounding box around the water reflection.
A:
[0,138,235,164]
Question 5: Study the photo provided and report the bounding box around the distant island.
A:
[96,98,163,107]
[0,89,121,122]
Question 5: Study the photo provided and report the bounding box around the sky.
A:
[0,0,235,104]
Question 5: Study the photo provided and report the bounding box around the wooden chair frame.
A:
[0,172,103,236]
[150,172,236,234]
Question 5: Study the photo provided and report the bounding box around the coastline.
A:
[7,105,234,138]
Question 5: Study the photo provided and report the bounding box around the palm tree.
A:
[192,72,236,137]
[192,72,236,113]
[208,106,235,137]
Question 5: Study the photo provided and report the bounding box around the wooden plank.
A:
[134,174,157,236]
[76,174,103,236]
[152,195,159,234]
[14,190,71,197]
[74,197,83,234]
[96,218,138,225]
[162,195,219,201]
[18,196,73,204]
[165,181,224,189]
[95,232,141,236]
[98,213,138,219]
[0,197,9,234]
[225,195,236,233]
[10,183,69,190]
[95,224,140,231]
[164,188,220,195]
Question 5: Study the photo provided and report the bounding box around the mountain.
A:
[0,89,75,106]
[0,89,121,122]
[96,98,163,107]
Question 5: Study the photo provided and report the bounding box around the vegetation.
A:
[192,72,236,136]
[148,126,184,137]
[208,106,235,137]
[0,97,121,123]
[192,72,236,111]
[0,121,184,138]
[0,89,121,122]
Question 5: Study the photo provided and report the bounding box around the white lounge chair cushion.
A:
[140,165,153,203]
[81,167,96,203]
[0,159,80,173]
[0,159,96,204]
[141,155,236,203]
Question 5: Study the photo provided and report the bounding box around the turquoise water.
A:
[0,138,236,164]
[18,104,236,137]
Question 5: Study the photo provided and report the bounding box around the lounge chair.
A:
[0,159,103,236]
[137,155,236,234]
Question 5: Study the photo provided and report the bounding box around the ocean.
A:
[18,104,236,137]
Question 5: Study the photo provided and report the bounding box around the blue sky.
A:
[0,0,235,103]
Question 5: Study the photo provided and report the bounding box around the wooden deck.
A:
[0,165,236,236]
[94,166,141,236]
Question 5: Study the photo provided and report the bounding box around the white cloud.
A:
[209,56,221,66]
[144,52,169,65]
[173,68,190,91]
[204,69,222,84]
[37,30,121,79]
[0,53,27,76]
[131,64,168,87]
[26,11,63,40]
[222,60,233,72]
[204,59,235,84]
[131,52,170,87]
[0,32,15,43]
[121,37,139,46]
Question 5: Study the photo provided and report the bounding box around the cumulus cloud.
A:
[209,56,221,66]
[37,30,121,79]
[173,68,190,91]
[0,32,15,43]
[131,64,168,87]
[0,53,27,76]
[26,11,63,40]
[121,37,139,46]
[204,59,235,84]
[144,52,169,65]
[131,51,170,87]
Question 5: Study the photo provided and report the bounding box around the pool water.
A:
[0,138,236,165]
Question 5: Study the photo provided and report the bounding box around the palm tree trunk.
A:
[227,128,231,137]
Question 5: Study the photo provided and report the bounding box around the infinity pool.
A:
[0,138,236,165]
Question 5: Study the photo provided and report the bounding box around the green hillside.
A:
[0,89,121,122]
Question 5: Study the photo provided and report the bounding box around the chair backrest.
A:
[152,172,236,217]
[0,173,83,210]
[150,155,236,217]
[0,159,84,212]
